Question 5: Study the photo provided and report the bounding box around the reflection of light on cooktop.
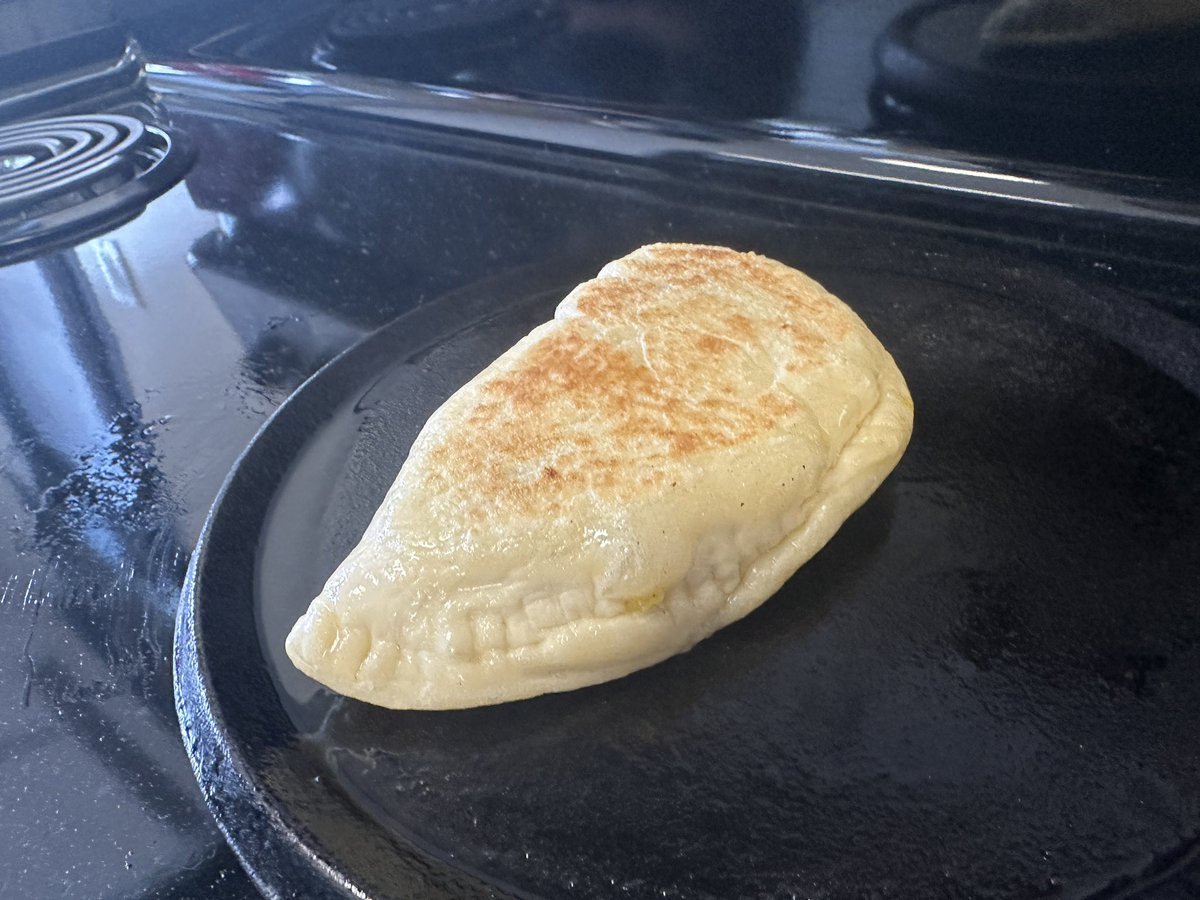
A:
[0,114,190,266]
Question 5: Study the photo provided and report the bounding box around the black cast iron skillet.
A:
[176,236,1200,899]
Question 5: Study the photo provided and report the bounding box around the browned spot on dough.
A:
[786,323,823,354]
[425,244,860,515]
[727,313,755,339]
[671,432,700,454]
[697,333,737,355]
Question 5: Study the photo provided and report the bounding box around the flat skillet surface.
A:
[176,236,1200,899]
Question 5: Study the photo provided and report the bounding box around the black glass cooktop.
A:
[1,1,1199,897]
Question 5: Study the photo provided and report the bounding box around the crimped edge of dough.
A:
[287,357,913,710]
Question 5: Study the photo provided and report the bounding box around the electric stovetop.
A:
[1,2,1198,897]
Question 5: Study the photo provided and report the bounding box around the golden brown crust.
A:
[422,244,859,516]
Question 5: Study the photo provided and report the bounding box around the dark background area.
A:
[4,0,1199,175]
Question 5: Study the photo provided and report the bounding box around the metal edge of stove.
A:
[0,41,164,127]
[142,60,1200,249]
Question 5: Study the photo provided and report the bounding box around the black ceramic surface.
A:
[7,3,1200,895]
[178,235,1200,899]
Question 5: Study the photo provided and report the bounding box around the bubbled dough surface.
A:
[286,244,914,709]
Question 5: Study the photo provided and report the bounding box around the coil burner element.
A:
[0,113,189,266]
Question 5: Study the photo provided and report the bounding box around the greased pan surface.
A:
[176,238,1200,900]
